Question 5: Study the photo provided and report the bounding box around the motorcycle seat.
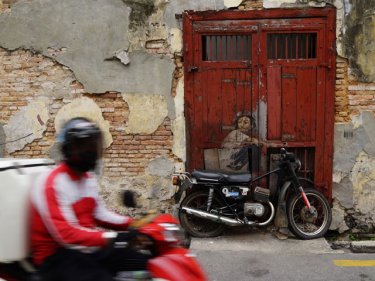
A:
[192,170,251,183]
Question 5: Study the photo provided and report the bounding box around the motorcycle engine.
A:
[244,202,265,217]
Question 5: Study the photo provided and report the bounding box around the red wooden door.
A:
[183,8,336,198]
[260,19,329,188]
[185,21,260,174]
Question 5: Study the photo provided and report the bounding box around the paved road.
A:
[190,229,375,281]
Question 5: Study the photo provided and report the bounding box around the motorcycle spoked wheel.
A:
[179,190,226,238]
[287,188,332,240]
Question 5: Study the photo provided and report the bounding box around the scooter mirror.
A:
[123,190,137,208]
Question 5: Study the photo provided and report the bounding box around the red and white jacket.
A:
[30,163,133,265]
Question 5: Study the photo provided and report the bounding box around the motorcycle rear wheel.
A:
[287,188,332,240]
[179,190,225,238]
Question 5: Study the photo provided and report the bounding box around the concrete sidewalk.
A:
[190,229,341,255]
[191,228,375,254]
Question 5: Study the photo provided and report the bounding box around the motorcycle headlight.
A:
[159,223,184,243]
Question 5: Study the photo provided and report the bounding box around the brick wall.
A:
[0,48,71,157]
[93,91,173,177]
[0,48,174,178]
[347,82,375,117]
[334,55,375,121]
[335,56,350,122]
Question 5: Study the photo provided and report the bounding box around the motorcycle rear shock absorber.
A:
[207,187,214,212]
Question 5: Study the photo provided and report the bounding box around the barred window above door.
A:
[202,35,252,61]
[267,33,317,59]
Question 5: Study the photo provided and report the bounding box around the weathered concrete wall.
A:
[0,0,192,212]
[332,111,375,233]
[3,98,49,153]
[121,93,168,134]
[54,97,113,148]
[0,0,175,118]
[263,0,332,8]
[340,0,375,83]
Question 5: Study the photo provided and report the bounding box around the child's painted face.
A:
[237,116,252,132]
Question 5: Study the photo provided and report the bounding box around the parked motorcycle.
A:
[0,186,207,281]
[172,148,332,240]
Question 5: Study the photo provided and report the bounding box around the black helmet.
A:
[59,117,102,173]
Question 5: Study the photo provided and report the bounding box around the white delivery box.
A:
[0,158,54,262]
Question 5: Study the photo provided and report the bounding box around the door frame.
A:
[183,7,336,199]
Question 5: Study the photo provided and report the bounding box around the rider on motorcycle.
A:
[29,117,150,281]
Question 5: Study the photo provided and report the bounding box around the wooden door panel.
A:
[296,67,317,142]
[221,70,238,128]
[194,68,254,147]
[206,69,223,145]
[281,67,297,141]
[267,66,318,143]
[267,66,282,140]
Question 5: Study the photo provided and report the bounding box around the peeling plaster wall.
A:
[340,0,375,82]
[3,99,49,153]
[165,0,225,28]
[54,97,113,148]
[1,0,227,215]
[263,0,331,8]
[333,111,375,232]
[224,0,243,8]
[121,93,168,134]
[0,0,175,116]
[172,77,186,163]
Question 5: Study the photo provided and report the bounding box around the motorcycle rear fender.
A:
[174,181,209,204]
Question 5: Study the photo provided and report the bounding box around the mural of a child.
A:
[221,112,261,171]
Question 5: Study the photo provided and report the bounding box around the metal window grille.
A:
[267,33,317,59]
[269,147,315,180]
[202,35,252,61]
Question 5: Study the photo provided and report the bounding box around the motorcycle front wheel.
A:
[179,190,225,238]
[287,188,332,240]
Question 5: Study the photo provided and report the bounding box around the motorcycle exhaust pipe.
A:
[181,202,275,227]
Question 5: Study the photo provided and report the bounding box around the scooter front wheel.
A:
[179,191,225,238]
[287,188,332,240]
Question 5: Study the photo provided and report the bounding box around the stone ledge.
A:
[330,240,375,253]
[351,240,375,253]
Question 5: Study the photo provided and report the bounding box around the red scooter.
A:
[0,173,207,281]
[120,190,208,281]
